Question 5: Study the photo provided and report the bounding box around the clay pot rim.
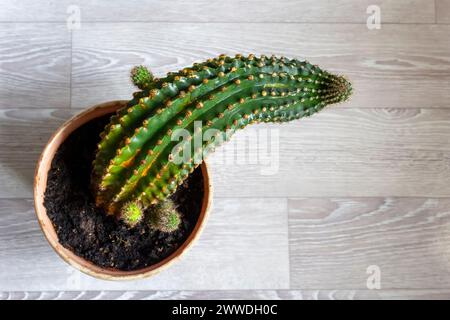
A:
[33,100,212,281]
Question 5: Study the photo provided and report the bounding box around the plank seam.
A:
[69,31,73,109]
[435,0,438,24]
[0,21,448,25]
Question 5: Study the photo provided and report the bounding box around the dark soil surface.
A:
[43,114,204,271]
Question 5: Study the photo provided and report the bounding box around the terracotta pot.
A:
[34,100,212,280]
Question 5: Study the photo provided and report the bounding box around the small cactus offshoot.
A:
[130,65,154,90]
[121,201,144,227]
[147,199,181,233]
[91,54,352,228]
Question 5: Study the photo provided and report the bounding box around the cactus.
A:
[91,54,352,226]
[121,201,143,227]
[130,65,154,90]
[147,199,181,233]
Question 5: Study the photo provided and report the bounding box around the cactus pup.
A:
[91,54,352,228]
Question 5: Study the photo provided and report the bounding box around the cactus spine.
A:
[91,54,352,225]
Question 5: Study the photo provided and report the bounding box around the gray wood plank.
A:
[0,109,75,198]
[436,0,450,23]
[0,24,70,109]
[0,198,289,291]
[289,197,450,289]
[210,107,450,198]
[0,199,70,289]
[2,289,450,300]
[0,0,435,23]
[3,107,450,199]
[72,23,450,109]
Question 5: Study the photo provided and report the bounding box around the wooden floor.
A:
[1,0,450,299]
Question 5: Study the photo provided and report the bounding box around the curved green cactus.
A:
[91,54,352,224]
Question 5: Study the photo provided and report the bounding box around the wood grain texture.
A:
[0,198,289,291]
[210,108,450,198]
[289,197,450,289]
[72,23,450,109]
[0,109,75,198]
[2,107,450,199]
[0,0,435,23]
[2,289,450,300]
[0,24,70,109]
[436,0,450,23]
[1,0,450,299]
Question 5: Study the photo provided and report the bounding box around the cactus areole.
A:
[91,54,352,226]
